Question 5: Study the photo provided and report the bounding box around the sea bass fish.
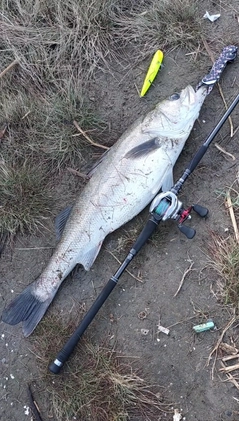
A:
[2,85,207,336]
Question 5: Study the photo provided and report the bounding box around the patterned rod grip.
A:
[196,45,237,92]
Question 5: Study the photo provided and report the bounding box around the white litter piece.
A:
[141,329,149,336]
[203,11,220,22]
[24,405,30,415]
[173,408,182,421]
[157,325,170,335]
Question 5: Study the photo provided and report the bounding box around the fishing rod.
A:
[49,46,238,374]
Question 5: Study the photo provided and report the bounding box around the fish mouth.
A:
[181,84,207,106]
[181,85,197,105]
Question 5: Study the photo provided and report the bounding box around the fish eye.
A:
[169,93,180,101]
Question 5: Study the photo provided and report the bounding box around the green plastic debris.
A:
[193,321,215,333]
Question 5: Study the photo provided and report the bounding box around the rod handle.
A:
[49,278,117,374]
[131,217,159,253]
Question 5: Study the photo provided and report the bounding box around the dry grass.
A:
[30,312,171,421]
[113,0,204,56]
[208,185,239,310]
[0,86,107,236]
[0,89,108,165]
[208,232,239,310]
[0,0,117,89]
[0,0,204,91]
[0,159,52,235]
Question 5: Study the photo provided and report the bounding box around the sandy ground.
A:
[1,2,239,420]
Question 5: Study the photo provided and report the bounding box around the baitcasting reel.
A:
[149,191,208,239]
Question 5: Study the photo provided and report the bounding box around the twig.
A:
[202,39,214,62]
[222,354,239,362]
[67,167,89,180]
[0,124,7,140]
[207,314,236,380]
[0,59,18,78]
[215,143,235,161]
[28,384,43,421]
[73,120,109,150]
[202,39,234,136]
[21,110,31,120]
[220,341,239,355]
[233,126,239,137]
[208,314,236,361]
[218,84,234,137]
[166,314,198,329]
[220,361,239,390]
[226,190,239,244]
[219,362,239,373]
[174,261,194,297]
[106,249,143,283]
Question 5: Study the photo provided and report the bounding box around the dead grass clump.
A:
[37,94,108,167]
[0,89,107,167]
[0,83,106,236]
[30,313,171,421]
[0,159,52,235]
[208,232,239,309]
[0,0,205,93]
[0,0,117,89]
[112,0,204,57]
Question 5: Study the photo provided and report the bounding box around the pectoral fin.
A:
[150,164,174,196]
[124,137,161,159]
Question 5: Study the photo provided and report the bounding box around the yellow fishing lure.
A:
[140,50,164,97]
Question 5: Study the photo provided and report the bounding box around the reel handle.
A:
[178,224,196,239]
[193,204,208,218]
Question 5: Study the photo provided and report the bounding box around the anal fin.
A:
[80,243,103,271]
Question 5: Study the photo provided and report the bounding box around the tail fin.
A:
[2,283,56,336]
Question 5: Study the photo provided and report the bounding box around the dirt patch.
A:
[1,1,239,420]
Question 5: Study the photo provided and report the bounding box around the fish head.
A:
[155,85,207,134]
